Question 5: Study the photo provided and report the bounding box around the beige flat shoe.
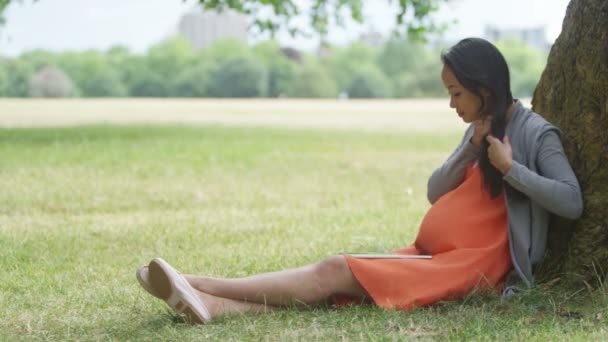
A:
[136,265,162,299]
[147,257,211,324]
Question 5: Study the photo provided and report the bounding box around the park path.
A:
[0,98,470,132]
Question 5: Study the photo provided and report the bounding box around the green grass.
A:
[0,124,606,341]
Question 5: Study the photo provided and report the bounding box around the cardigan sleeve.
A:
[427,127,480,204]
[502,130,583,219]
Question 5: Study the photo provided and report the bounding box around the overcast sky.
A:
[0,0,571,57]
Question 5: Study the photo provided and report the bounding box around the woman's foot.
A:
[138,259,278,321]
[147,258,211,324]
[136,265,161,299]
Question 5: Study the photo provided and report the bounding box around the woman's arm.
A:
[427,126,480,204]
[503,130,583,219]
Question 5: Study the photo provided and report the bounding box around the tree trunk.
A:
[531,0,608,285]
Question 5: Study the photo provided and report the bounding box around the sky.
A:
[0,0,572,57]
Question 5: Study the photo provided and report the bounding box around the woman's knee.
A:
[313,256,353,288]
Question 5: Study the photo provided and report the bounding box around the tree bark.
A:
[532,0,608,285]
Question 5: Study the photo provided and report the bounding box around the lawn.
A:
[0,103,606,340]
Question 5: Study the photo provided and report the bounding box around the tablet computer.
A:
[341,253,432,259]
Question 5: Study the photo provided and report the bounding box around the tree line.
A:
[0,37,547,99]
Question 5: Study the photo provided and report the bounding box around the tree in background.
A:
[198,39,272,97]
[0,61,6,95]
[125,38,199,97]
[496,40,548,98]
[28,65,76,97]
[377,38,445,97]
[129,73,171,97]
[56,51,126,97]
[252,41,297,97]
[146,38,197,82]
[327,43,380,92]
[377,39,430,79]
[199,39,250,63]
[171,63,215,97]
[19,49,57,73]
[207,56,267,97]
[1,58,32,96]
[287,61,338,98]
[106,46,147,93]
[0,37,550,99]
[346,64,392,98]
[0,1,550,100]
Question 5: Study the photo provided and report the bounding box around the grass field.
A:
[0,99,606,340]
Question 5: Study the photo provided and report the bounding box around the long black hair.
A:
[441,37,513,198]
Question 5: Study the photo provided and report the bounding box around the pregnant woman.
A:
[136,37,583,324]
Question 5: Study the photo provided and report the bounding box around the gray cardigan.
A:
[426,101,583,293]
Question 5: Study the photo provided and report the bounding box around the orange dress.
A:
[342,162,512,310]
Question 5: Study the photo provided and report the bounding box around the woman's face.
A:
[441,65,484,123]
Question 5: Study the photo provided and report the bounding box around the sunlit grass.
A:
[0,124,606,341]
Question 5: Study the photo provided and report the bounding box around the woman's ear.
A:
[477,89,494,119]
[479,88,491,97]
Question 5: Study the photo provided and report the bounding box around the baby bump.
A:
[416,170,507,254]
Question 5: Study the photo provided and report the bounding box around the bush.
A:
[129,72,170,97]
[82,68,127,97]
[377,39,430,78]
[171,64,215,97]
[286,63,338,98]
[252,42,297,97]
[2,59,32,97]
[207,56,267,97]
[496,40,547,97]
[146,37,196,82]
[266,60,296,97]
[28,66,77,97]
[394,59,444,98]
[0,64,7,96]
[346,65,392,98]
[327,43,379,91]
[56,51,127,97]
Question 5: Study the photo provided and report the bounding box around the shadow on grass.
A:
[104,285,608,341]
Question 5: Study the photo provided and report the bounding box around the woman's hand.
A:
[486,135,513,175]
[471,116,492,147]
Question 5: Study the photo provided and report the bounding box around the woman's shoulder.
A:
[511,101,560,139]
[508,101,563,164]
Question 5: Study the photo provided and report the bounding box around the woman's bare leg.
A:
[185,256,367,307]
[195,290,277,318]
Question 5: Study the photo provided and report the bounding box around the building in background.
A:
[484,25,551,51]
[177,6,248,49]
